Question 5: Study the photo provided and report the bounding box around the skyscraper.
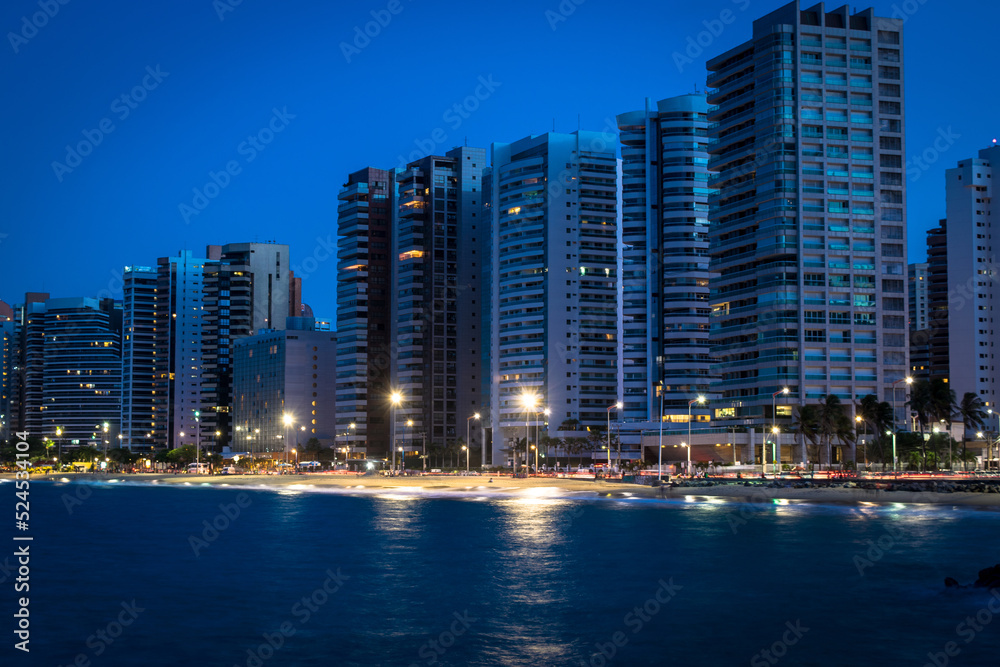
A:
[926,220,949,384]
[20,297,122,447]
[153,251,209,450]
[706,2,908,447]
[202,242,290,450]
[488,131,620,465]
[943,146,1000,405]
[337,168,395,461]
[120,266,157,452]
[393,147,486,461]
[617,94,716,425]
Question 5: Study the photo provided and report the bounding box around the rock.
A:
[945,577,961,588]
[975,564,1000,588]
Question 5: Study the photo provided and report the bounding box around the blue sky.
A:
[0,0,994,320]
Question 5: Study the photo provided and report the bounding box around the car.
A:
[219,466,238,475]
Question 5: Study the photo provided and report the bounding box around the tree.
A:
[856,394,893,466]
[816,395,854,468]
[792,404,820,466]
[908,379,957,471]
[955,392,987,471]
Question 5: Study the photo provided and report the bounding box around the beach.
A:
[19,471,1000,508]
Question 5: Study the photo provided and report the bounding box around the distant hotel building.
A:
[337,168,395,460]
[232,317,337,456]
[617,94,716,425]
[908,261,930,381]
[488,131,621,465]
[393,147,486,461]
[706,2,908,440]
[944,146,1000,405]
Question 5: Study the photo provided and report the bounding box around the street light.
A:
[891,377,913,472]
[467,413,480,472]
[291,448,298,469]
[55,427,62,470]
[771,388,788,473]
[462,445,469,472]
[194,410,201,471]
[282,412,293,467]
[688,396,706,477]
[521,393,538,475]
[855,415,866,469]
[390,391,403,473]
[653,382,665,480]
[771,426,780,476]
[607,401,622,473]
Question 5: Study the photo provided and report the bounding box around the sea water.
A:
[13,479,1000,666]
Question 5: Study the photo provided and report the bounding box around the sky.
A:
[1,0,996,321]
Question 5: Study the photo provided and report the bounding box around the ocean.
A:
[12,479,1000,666]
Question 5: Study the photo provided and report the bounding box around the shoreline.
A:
[11,471,1000,508]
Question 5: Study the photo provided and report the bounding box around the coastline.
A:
[11,471,1000,508]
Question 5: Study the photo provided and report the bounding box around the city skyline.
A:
[2,0,998,322]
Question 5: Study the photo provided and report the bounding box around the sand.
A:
[17,471,1000,508]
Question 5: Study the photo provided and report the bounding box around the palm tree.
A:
[791,404,820,466]
[907,380,933,471]
[856,394,893,467]
[816,395,853,468]
[955,392,987,471]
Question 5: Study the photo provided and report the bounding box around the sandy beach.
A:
[18,471,1000,508]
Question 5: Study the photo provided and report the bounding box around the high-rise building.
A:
[232,318,338,459]
[393,147,486,462]
[120,266,157,452]
[7,293,49,435]
[21,297,122,447]
[488,131,621,465]
[908,262,930,381]
[337,168,395,461]
[202,242,290,450]
[617,94,716,425]
[706,2,908,446]
[153,251,209,450]
[1,319,14,443]
[926,221,949,384]
[944,146,1000,405]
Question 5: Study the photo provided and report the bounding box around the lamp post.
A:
[687,396,706,477]
[282,412,293,468]
[467,413,480,471]
[886,430,896,478]
[607,401,622,473]
[102,422,109,464]
[462,445,469,472]
[653,382,665,480]
[291,448,298,470]
[521,393,538,475]
[771,426,780,476]
[891,377,913,472]
[542,408,550,472]
[55,427,62,470]
[855,415,866,470]
[771,388,788,473]
[194,410,201,471]
[390,391,403,474]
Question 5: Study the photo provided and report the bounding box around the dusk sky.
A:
[1,0,995,320]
